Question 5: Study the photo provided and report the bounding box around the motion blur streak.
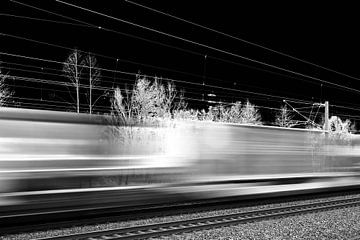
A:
[0,107,359,207]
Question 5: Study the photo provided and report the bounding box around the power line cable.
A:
[9,1,360,97]
[3,57,314,103]
[0,13,85,27]
[3,32,332,97]
[2,60,318,105]
[0,13,336,91]
[0,32,211,81]
[7,1,204,58]
[1,62,137,85]
[125,0,360,83]
[51,0,360,96]
[1,51,317,104]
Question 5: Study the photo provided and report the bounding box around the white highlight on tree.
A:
[0,70,12,106]
[83,54,101,114]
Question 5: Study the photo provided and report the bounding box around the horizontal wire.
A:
[53,0,360,95]
[1,51,317,104]
[125,0,360,83]
[9,1,360,96]
[1,32,326,95]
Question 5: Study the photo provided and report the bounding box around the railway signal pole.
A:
[316,101,329,131]
[324,101,329,131]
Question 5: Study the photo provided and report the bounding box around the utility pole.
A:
[316,101,329,130]
[202,54,207,103]
[324,101,329,131]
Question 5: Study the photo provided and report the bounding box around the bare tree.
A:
[240,100,262,125]
[112,87,132,124]
[112,76,183,124]
[0,70,12,106]
[63,49,83,113]
[275,105,298,128]
[227,101,242,123]
[83,53,101,114]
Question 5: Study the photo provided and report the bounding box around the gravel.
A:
[162,207,360,240]
[2,194,360,240]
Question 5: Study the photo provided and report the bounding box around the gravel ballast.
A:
[162,207,360,240]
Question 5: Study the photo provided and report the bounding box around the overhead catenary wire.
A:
[8,1,360,97]
[2,65,318,112]
[283,100,319,127]
[9,72,313,106]
[51,0,360,95]
[2,59,352,113]
[6,1,205,58]
[3,59,314,106]
[4,52,358,118]
[4,100,112,113]
[1,51,319,104]
[3,70,316,110]
[0,14,346,94]
[5,81,360,122]
[6,77,358,121]
[5,95,349,121]
[3,32,342,102]
[7,93,318,117]
[10,96,112,109]
[4,82,113,100]
[0,63,138,85]
[0,32,212,81]
[0,13,86,27]
[1,60,317,106]
[4,1,360,122]
[1,32,297,91]
[125,0,360,83]
[1,60,146,85]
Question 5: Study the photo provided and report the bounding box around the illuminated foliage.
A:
[0,70,12,106]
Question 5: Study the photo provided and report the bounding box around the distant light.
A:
[207,93,216,97]
[98,26,102,29]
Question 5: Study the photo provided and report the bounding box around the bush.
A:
[275,105,297,128]
[196,101,261,125]
[111,76,262,125]
[173,109,200,121]
[239,100,262,125]
[111,76,184,124]
[0,70,12,106]
[327,116,352,144]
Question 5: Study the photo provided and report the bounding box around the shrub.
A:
[275,105,297,128]
[0,70,12,106]
[239,100,262,125]
[111,76,184,124]
[111,76,262,126]
[173,109,200,120]
[327,116,352,144]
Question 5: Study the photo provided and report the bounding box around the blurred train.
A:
[0,107,360,208]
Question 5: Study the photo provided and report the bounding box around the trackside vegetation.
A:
[111,75,263,125]
[110,75,354,135]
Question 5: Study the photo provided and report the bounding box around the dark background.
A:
[1,1,360,125]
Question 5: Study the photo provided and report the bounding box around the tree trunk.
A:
[75,52,79,113]
[89,57,92,114]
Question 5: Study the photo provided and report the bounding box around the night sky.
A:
[1,1,360,125]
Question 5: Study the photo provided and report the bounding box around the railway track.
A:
[35,196,360,240]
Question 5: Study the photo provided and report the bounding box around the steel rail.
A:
[35,196,360,240]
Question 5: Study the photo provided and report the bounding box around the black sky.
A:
[1,1,360,123]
